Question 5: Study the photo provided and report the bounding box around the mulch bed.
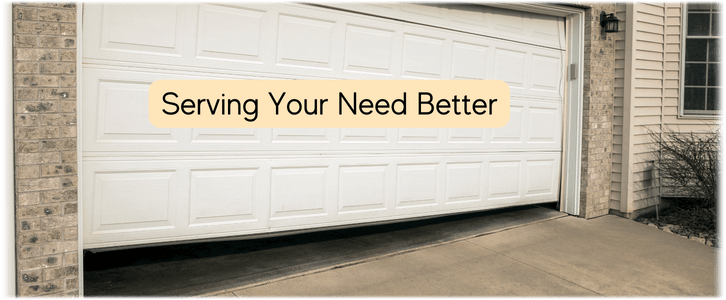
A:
[635,199,717,247]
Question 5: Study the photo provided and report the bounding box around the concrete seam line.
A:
[197,214,570,297]
[463,239,603,296]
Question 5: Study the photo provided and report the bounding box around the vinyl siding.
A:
[610,3,626,210]
[613,2,718,215]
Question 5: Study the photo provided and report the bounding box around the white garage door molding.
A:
[77,3,585,250]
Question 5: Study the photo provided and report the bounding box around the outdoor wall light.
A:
[600,11,620,33]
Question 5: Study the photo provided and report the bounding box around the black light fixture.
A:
[600,11,620,33]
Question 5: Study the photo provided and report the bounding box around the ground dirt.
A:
[635,198,717,247]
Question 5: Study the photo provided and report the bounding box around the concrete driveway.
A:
[213,215,717,296]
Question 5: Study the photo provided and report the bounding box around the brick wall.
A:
[13,3,79,296]
[564,1,623,219]
[579,4,616,219]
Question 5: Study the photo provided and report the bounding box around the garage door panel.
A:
[83,152,559,248]
[270,166,329,220]
[338,165,389,214]
[487,160,522,200]
[530,53,563,92]
[83,68,561,153]
[451,41,489,80]
[276,14,336,70]
[524,159,558,197]
[84,3,565,95]
[528,106,560,143]
[494,48,527,89]
[189,168,259,226]
[395,163,440,208]
[322,3,565,50]
[343,24,396,75]
[401,32,446,79]
[491,105,524,143]
[445,162,483,204]
[83,162,181,239]
[195,4,266,63]
[82,3,566,249]
[95,80,179,142]
[530,13,565,48]
[83,159,270,248]
[101,4,186,57]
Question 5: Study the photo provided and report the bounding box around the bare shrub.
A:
[648,125,720,207]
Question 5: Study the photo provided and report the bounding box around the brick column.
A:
[579,4,615,219]
[13,3,79,296]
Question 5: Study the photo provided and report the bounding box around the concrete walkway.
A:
[84,205,564,296]
[213,215,717,296]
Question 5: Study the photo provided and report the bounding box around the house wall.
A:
[579,3,616,219]
[611,2,718,218]
[628,2,667,214]
[611,3,626,213]
[12,3,79,296]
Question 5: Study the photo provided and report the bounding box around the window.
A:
[682,3,721,116]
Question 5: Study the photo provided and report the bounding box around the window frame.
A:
[679,3,721,118]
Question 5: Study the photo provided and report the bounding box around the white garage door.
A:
[81,3,566,249]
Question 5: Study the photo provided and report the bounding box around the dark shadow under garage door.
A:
[83,204,564,296]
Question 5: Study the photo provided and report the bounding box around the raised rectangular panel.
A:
[492,8,526,35]
[396,164,438,208]
[338,165,387,213]
[97,80,176,142]
[270,167,327,219]
[344,25,395,75]
[525,160,555,196]
[340,128,389,143]
[448,128,485,143]
[400,3,446,19]
[494,48,526,88]
[272,128,330,143]
[196,4,264,63]
[528,107,558,143]
[399,128,440,143]
[276,14,335,70]
[191,128,259,143]
[451,41,488,80]
[488,161,520,200]
[448,5,490,27]
[531,54,561,91]
[446,163,482,203]
[94,170,175,232]
[190,169,257,226]
[402,33,444,79]
[491,105,523,143]
[531,15,564,48]
[102,4,183,56]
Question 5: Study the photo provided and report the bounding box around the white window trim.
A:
[679,3,721,119]
[2,1,17,299]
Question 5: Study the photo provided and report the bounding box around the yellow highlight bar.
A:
[149,80,510,128]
